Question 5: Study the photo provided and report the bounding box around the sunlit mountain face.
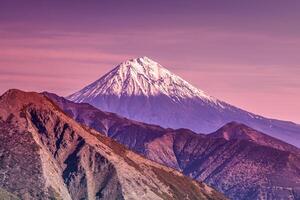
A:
[0,89,226,200]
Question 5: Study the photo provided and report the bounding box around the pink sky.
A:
[0,0,299,123]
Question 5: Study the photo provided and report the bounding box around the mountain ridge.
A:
[0,89,225,200]
[48,91,300,155]
[46,92,300,200]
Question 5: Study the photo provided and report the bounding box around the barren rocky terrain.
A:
[0,89,225,200]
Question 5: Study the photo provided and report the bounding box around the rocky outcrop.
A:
[0,89,226,200]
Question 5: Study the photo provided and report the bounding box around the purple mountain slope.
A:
[67,57,300,147]
[46,92,300,200]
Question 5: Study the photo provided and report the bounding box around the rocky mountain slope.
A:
[0,89,225,200]
[67,57,300,147]
[47,93,300,200]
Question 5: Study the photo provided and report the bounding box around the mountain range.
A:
[1,57,299,200]
[67,57,300,147]
[46,92,300,200]
[0,89,225,200]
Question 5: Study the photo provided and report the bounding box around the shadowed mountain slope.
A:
[46,92,300,200]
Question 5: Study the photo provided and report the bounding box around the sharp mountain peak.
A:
[68,56,217,103]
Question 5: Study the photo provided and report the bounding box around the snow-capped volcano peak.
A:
[68,56,218,103]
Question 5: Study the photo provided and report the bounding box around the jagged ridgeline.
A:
[0,89,226,200]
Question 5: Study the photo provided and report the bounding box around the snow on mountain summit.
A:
[68,56,218,104]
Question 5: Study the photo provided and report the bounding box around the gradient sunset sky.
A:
[0,0,299,123]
